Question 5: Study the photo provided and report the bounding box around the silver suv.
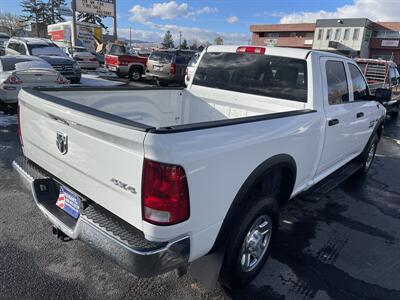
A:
[5,37,81,83]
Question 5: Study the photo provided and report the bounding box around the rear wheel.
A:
[220,196,278,291]
[389,103,399,118]
[357,134,379,176]
[129,67,142,81]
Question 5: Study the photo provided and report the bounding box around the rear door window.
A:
[193,52,308,102]
[325,60,349,105]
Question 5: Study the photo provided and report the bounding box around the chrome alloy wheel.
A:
[365,142,377,170]
[240,215,272,272]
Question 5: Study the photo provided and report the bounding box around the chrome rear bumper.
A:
[12,156,190,277]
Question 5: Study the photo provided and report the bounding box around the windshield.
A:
[73,47,89,53]
[149,52,173,63]
[28,43,66,57]
[193,52,308,102]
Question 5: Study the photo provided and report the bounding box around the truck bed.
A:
[31,86,307,130]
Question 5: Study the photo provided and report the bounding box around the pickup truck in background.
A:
[13,46,387,290]
[355,58,400,117]
[104,43,147,80]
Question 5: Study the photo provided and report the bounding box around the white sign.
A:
[264,38,278,47]
[76,0,115,17]
[57,6,72,16]
[381,40,399,47]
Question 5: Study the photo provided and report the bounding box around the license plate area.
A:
[56,185,81,219]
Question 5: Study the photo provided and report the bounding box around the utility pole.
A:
[71,0,77,47]
[179,31,182,49]
[129,26,132,48]
[113,0,117,41]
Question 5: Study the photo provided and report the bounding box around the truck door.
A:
[317,58,357,175]
[347,62,378,154]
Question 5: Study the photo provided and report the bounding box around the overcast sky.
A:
[4,0,400,44]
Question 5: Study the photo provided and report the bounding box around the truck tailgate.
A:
[18,88,147,230]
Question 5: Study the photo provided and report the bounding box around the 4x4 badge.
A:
[56,131,68,155]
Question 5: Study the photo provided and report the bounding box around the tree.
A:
[161,30,174,49]
[47,0,66,24]
[77,13,108,29]
[180,39,188,49]
[189,40,198,50]
[214,36,223,45]
[0,12,28,36]
[20,0,48,37]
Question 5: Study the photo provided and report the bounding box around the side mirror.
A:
[375,88,392,102]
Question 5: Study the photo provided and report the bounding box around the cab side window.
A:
[326,60,349,105]
[348,63,369,100]
[16,43,27,55]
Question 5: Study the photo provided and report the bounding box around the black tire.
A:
[389,104,399,118]
[220,196,279,291]
[129,67,142,81]
[116,71,126,78]
[70,78,80,84]
[357,133,379,176]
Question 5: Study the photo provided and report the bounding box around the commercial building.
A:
[250,23,315,49]
[251,18,400,64]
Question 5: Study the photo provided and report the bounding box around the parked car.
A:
[0,32,10,47]
[61,46,99,70]
[146,49,196,85]
[0,55,68,108]
[184,52,200,86]
[5,37,81,83]
[14,46,387,291]
[355,58,400,117]
[104,43,147,80]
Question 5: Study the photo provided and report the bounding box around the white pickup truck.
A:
[13,46,387,290]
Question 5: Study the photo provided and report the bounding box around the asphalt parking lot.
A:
[1,94,400,299]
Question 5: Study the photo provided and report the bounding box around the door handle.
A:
[328,119,339,126]
[356,112,364,118]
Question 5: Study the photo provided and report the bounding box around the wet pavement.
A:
[1,106,400,299]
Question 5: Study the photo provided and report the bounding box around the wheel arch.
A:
[210,153,297,253]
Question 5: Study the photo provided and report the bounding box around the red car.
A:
[105,44,147,80]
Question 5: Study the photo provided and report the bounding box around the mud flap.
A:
[188,249,225,290]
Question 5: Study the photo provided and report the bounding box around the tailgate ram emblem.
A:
[56,131,68,155]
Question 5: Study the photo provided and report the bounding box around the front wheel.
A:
[220,196,278,290]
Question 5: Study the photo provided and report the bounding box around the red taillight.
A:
[17,104,23,148]
[170,63,176,76]
[89,57,98,62]
[74,57,84,61]
[142,159,189,225]
[55,74,69,84]
[236,46,266,54]
[5,75,23,84]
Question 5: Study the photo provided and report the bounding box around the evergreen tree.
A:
[161,31,174,49]
[180,39,188,49]
[189,40,198,50]
[77,12,108,29]
[47,0,66,23]
[214,36,223,45]
[20,0,48,37]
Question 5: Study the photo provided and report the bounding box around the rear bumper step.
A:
[12,156,190,277]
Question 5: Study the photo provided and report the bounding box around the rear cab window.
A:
[348,63,370,100]
[192,52,308,102]
[149,52,174,63]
